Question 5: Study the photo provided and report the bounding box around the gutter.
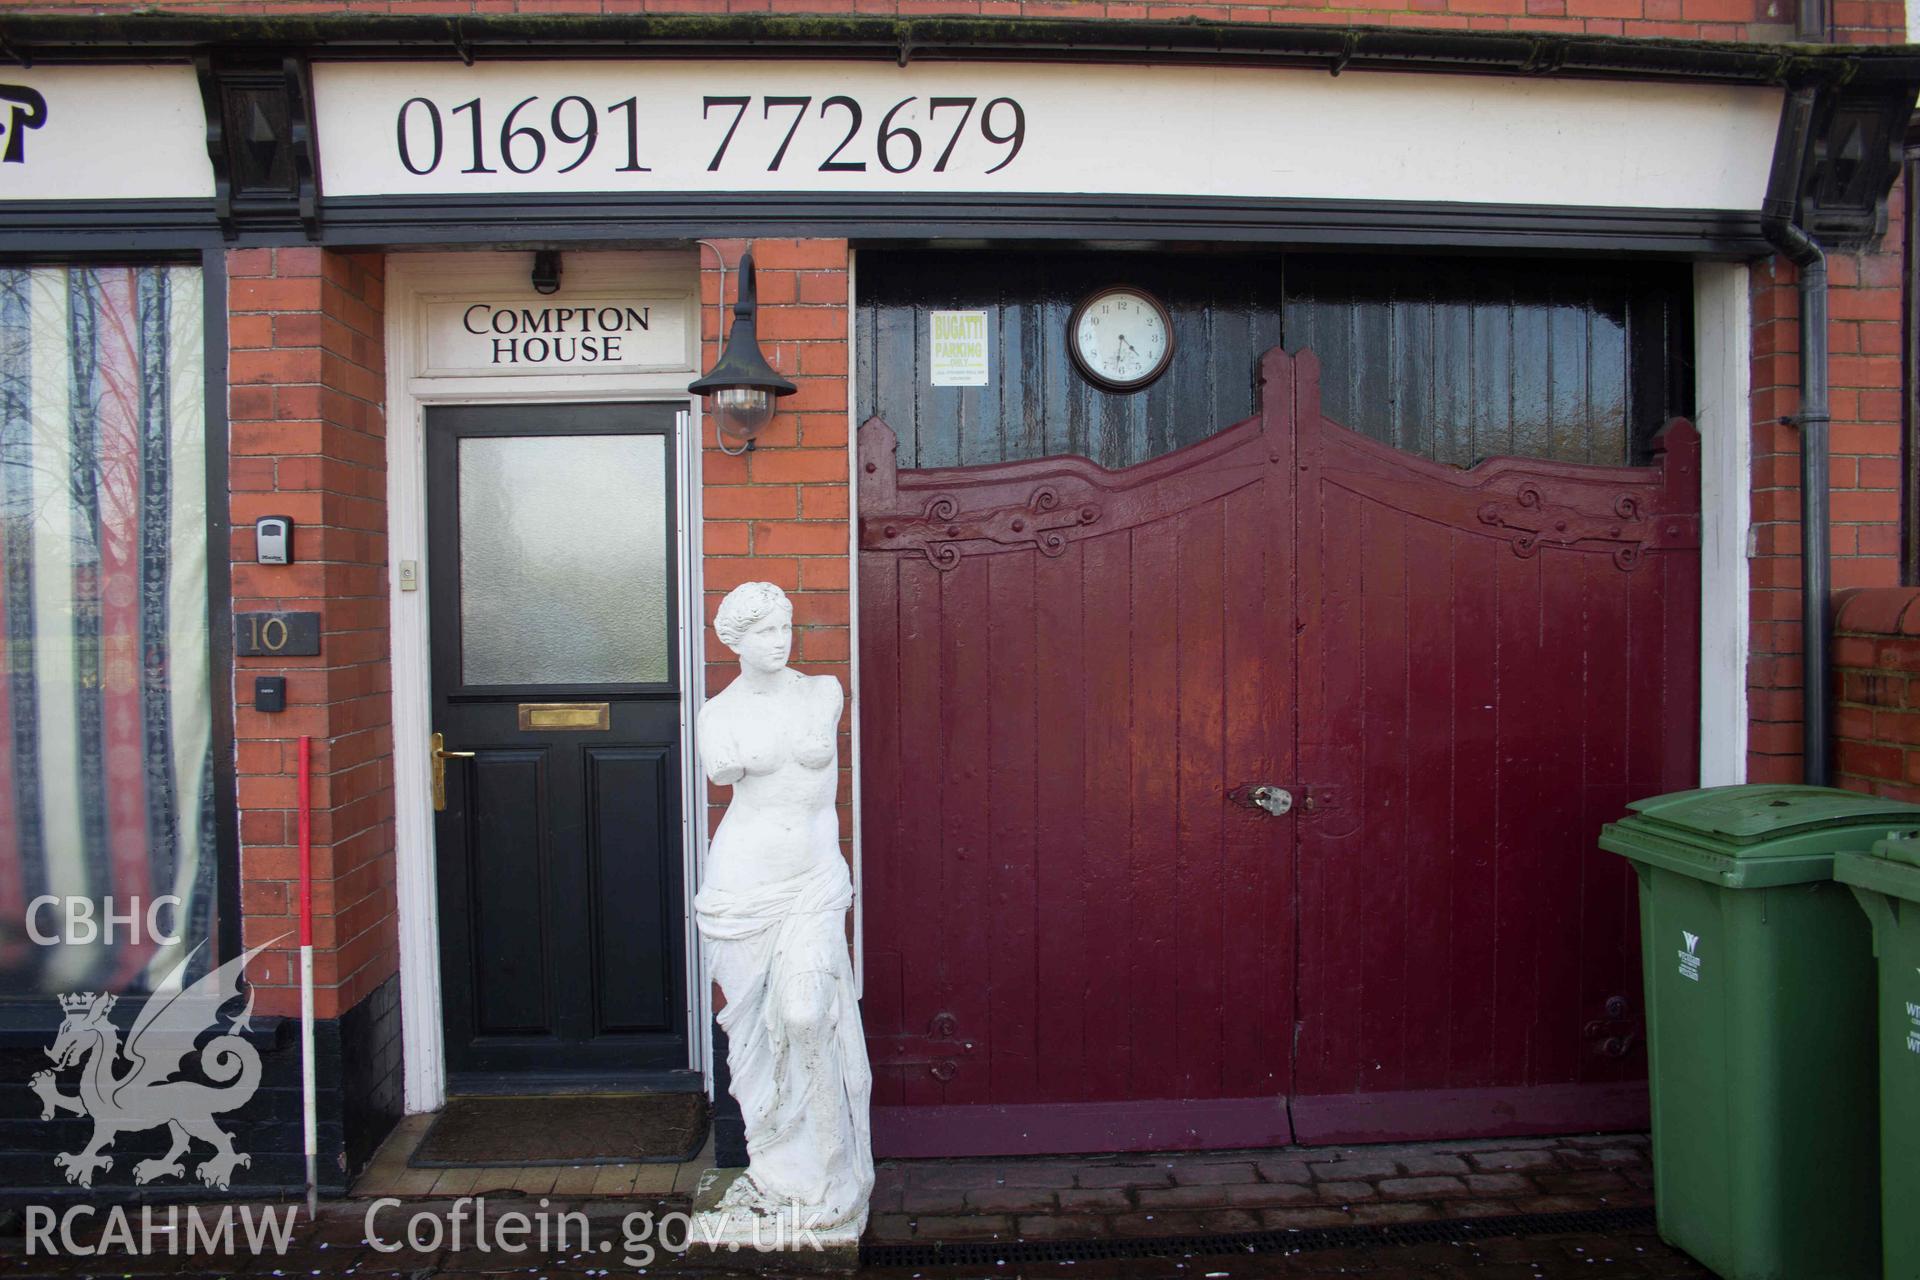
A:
[0,12,1917,87]
[1760,85,1833,786]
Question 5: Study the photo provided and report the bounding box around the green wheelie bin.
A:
[1600,785,1920,1280]
[1836,830,1920,1280]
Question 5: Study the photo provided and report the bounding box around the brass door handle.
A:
[431,731,476,812]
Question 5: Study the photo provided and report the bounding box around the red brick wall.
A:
[698,239,853,854]
[1745,185,1909,785]
[228,247,397,1021]
[1834,587,1920,800]
[12,0,1904,43]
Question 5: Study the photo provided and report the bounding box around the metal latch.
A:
[1229,783,1310,816]
[1250,785,1292,816]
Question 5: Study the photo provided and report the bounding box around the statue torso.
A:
[701,671,842,892]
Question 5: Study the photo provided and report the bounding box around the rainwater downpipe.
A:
[1760,85,1833,785]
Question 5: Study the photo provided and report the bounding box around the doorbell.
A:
[253,676,287,714]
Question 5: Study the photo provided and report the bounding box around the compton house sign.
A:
[421,293,694,375]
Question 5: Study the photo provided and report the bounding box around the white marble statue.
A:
[691,581,873,1243]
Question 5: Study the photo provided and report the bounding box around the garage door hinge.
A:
[868,1013,973,1082]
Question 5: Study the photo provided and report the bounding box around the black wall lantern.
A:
[531,250,562,295]
[689,250,796,452]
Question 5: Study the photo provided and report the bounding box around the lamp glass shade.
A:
[711,386,776,440]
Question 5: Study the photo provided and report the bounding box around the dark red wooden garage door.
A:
[857,346,1699,1157]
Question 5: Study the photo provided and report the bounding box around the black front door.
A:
[427,402,688,1088]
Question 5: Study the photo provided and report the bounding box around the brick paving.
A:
[0,1219,1709,1279]
[859,1228,1711,1280]
[0,1134,1710,1277]
[869,1133,1660,1245]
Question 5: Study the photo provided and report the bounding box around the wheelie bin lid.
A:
[1599,785,1920,888]
[1834,829,1920,902]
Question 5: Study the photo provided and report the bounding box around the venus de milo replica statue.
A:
[692,581,873,1244]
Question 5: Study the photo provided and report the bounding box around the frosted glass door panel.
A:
[459,434,670,685]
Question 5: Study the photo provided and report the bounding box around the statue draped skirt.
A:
[694,852,874,1227]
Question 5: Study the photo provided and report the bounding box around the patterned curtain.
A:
[0,265,213,997]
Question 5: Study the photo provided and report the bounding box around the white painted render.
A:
[313,60,1782,211]
[0,66,213,201]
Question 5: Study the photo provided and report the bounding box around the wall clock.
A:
[1067,286,1175,392]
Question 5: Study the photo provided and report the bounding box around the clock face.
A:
[1069,287,1174,391]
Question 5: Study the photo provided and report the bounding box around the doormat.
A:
[411,1093,709,1167]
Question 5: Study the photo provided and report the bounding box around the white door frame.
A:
[383,250,710,1114]
[1694,261,1751,786]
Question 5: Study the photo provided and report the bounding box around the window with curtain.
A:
[0,264,216,998]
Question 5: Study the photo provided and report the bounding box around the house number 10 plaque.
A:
[235,611,322,657]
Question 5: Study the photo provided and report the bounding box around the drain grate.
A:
[861,1205,1657,1269]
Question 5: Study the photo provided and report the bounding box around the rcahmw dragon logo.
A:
[29,939,276,1189]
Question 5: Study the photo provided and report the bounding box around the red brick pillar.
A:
[697,239,852,849]
[227,247,397,1020]
[694,239,852,1164]
[1739,0,1912,784]
[1744,186,1908,785]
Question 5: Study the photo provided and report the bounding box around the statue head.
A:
[714,580,794,676]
